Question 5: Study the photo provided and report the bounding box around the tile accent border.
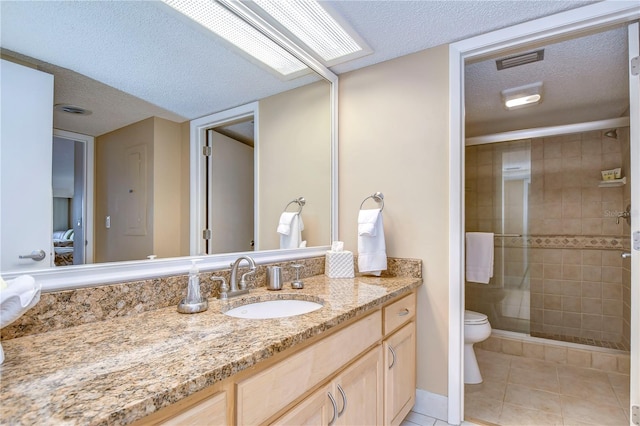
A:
[1,256,421,340]
[494,235,630,250]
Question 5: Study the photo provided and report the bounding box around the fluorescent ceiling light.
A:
[162,0,307,76]
[505,94,541,108]
[250,0,370,65]
[501,82,543,110]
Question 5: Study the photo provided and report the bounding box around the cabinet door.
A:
[335,346,383,426]
[272,384,334,426]
[160,391,227,426]
[384,321,416,426]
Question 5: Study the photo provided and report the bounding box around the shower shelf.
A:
[598,177,626,188]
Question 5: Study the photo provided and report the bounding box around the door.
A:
[384,322,417,425]
[206,128,254,254]
[273,383,334,425]
[334,346,383,426]
[51,129,94,266]
[1,59,54,272]
[627,21,639,426]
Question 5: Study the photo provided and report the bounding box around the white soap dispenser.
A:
[178,259,208,314]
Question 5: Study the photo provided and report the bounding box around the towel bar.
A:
[284,197,305,214]
[359,192,384,211]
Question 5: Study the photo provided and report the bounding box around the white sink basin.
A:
[224,299,323,319]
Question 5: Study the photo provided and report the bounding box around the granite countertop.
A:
[0,275,421,425]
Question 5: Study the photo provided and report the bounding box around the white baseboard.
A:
[412,388,448,422]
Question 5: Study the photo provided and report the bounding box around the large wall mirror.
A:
[0,1,337,291]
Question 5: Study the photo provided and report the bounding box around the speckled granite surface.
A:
[0,274,421,425]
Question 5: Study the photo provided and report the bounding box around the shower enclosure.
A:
[465,127,631,350]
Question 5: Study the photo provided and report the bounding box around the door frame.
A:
[448,3,640,424]
[190,102,259,256]
[52,129,94,265]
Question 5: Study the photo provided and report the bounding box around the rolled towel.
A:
[0,275,38,306]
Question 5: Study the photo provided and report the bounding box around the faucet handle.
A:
[239,269,256,290]
[212,276,229,299]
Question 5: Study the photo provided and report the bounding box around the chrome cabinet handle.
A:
[622,252,632,259]
[336,384,347,417]
[398,308,410,317]
[19,250,46,261]
[388,345,397,369]
[327,392,338,426]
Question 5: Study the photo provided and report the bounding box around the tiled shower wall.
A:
[465,129,631,350]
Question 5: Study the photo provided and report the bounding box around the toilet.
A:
[464,310,492,384]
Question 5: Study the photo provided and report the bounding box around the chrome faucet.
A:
[217,255,256,299]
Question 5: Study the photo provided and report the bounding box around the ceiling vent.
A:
[54,104,92,115]
[496,49,544,70]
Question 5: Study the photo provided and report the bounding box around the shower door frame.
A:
[448,4,640,424]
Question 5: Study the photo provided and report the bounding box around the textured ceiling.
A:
[1,0,618,137]
[465,26,630,137]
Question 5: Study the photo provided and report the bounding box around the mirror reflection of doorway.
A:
[204,116,255,254]
[51,130,93,266]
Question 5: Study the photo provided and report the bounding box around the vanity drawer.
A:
[383,293,416,335]
[236,310,382,425]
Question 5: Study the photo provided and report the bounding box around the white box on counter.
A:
[325,251,355,278]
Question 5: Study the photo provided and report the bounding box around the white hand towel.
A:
[465,232,494,284]
[357,209,387,276]
[358,209,379,237]
[279,213,304,249]
[277,212,297,235]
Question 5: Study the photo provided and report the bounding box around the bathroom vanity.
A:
[0,274,420,425]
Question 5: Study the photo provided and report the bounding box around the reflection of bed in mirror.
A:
[53,229,74,266]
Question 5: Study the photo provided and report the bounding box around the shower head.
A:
[604,129,618,139]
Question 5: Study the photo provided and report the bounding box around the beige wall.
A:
[95,117,155,262]
[259,80,332,250]
[152,117,183,258]
[339,45,450,396]
[95,117,183,262]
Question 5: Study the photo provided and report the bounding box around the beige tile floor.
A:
[465,348,631,425]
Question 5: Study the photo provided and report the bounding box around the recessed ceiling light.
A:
[249,0,370,66]
[162,0,307,76]
[501,82,543,110]
[54,104,92,115]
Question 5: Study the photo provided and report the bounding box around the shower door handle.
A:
[621,252,631,259]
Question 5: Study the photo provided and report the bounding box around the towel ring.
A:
[284,197,306,214]
[359,192,384,211]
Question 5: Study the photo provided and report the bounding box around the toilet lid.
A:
[464,310,488,325]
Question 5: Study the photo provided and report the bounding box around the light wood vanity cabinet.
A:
[139,290,417,426]
[237,311,382,425]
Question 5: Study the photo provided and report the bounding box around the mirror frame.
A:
[3,0,339,292]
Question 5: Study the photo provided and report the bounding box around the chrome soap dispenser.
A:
[178,259,209,314]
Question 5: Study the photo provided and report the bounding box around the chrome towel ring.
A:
[284,197,306,214]
[359,192,384,211]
